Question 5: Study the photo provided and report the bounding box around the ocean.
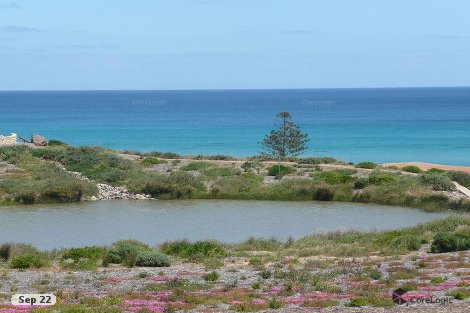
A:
[1,87,469,165]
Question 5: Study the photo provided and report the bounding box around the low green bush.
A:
[0,244,11,261]
[447,171,470,188]
[448,289,470,300]
[427,168,446,174]
[241,161,264,172]
[313,185,334,201]
[107,240,149,264]
[48,139,67,146]
[431,232,470,253]
[297,157,338,165]
[136,251,171,267]
[267,165,296,177]
[203,167,240,177]
[160,240,225,260]
[431,276,445,284]
[391,235,422,251]
[419,174,455,191]
[355,162,377,169]
[61,246,104,261]
[10,254,47,269]
[312,170,355,185]
[201,155,236,161]
[203,271,220,282]
[142,157,166,166]
[260,270,272,279]
[354,177,370,189]
[402,165,422,173]
[130,171,203,199]
[146,151,182,159]
[368,172,397,185]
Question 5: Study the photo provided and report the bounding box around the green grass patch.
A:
[355,161,377,169]
[267,165,296,177]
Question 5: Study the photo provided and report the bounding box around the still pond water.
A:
[0,200,449,250]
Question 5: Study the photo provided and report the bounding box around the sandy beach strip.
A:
[383,162,470,173]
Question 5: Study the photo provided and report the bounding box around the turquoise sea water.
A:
[1,87,469,165]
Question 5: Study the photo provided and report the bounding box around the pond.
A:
[0,200,449,250]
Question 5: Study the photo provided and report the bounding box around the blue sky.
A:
[0,0,469,90]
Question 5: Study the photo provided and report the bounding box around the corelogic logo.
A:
[392,288,453,306]
[392,288,408,305]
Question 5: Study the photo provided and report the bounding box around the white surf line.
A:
[453,181,470,198]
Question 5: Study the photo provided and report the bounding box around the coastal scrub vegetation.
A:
[1,143,470,213]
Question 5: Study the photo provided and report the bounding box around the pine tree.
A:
[260,112,309,177]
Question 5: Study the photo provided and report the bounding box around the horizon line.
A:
[1,85,470,92]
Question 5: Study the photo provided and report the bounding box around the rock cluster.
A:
[0,133,17,146]
[53,162,152,201]
[91,184,152,201]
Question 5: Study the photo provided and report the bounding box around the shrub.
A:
[313,185,334,201]
[14,190,39,204]
[420,194,449,206]
[260,270,272,279]
[0,244,11,261]
[355,162,377,169]
[402,165,422,173]
[203,167,240,177]
[349,296,394,307]
[354,177,370,189]
[147,151,182,159]
[447,171,470,188]
[203,271,220,282]
[131,171,203,199]
[431,277,445,284]
[160,240,225,260]
[267,165,296,177]
[391,235,422,251]
[312,170,355,185]
[419,174,455,191]
[241,161,264,172]
[431,232,470,253]
[368,172,397,185]
[448,289,470,300]
[107,240,149,264]
[136,251,171,267]
[61,246,104,262]
[268,298,283,309]
[202,155,236,161]
[427,168,446,174]
[142,157,166,166]
[399,281,418,291]
[297,157,338,165]
[123,253,138,268]
[10,254,47,269]
[48,140,67,146]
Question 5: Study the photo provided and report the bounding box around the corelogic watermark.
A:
[392,288,453,306]
[301,99,336,107]
[132,99,168,106]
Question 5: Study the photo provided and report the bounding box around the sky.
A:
[0,0,469,90]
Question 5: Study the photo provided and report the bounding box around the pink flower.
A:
[270,286,283,292]
[148,276,176,282]
[284,296,307,304]
[229,301,243,305]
